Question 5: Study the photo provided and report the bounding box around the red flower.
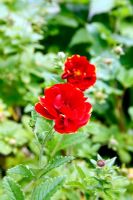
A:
[35,83,92,134]
[62,55,96,91]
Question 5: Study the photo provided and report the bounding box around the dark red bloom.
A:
[62,55,96,91]
[35,83,92,134]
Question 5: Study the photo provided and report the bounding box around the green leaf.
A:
[89,0,115,18]
[113,34,133,47]
[0,141,12,155]
[118,149,131,163]
[3,177,24,200]
[128,107,133,121]
[31,176,65,200]
[117,67,133,88]
[67,181,84,189]
[24,104,34,113]
[7,164,35,179]
[35,117,52,135]
[0,120,29,148]
[39,156,74,177]
[34,117,53,145]
[58,132,88,150]
[120,22,133,38]
[76,166,86,180]
[52,15,78,28]
[69,28,92,47]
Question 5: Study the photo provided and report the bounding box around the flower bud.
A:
[97,160,105,167]
[103,58,112,65]
[114,46,124,55]
[57,52,66,59]
[95,91,105,99]
[94,91,107,104]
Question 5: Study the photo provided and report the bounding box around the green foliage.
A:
[3,177,25,200]
[68,156,129,200]
[39,156,74,177]
[117,67,133,88]
[0,120,31,155]
[0,0,133,199]
[0,0,60,106]
[7,165,35,180]
[128,107,133,121]
[89,0,115,19]
[3,151,73,199]
[2,114,75,199]
[31,176,65,200]
[69,27,92,47]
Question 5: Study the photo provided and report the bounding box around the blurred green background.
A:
[0,0,133,199]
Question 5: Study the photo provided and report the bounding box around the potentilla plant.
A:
[2,54,128,200]
[35,54,96,134]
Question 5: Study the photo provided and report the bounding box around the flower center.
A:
[74,69,81,76]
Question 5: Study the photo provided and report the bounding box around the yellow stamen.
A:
[74,70,81,76]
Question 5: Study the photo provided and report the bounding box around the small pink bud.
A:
[97,160,105,167]
[103,58,112,65]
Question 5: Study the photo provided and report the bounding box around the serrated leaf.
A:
[7,164,34,179]
[58,132,88,150]
[39,156,74,177]
[34,117,51,135]
[31,176,65,200]
[34,116,53,145]
[3,177,24,200]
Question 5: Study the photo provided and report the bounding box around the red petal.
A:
[62,72,69,79]
[53,94,63,109]
[35,103,54,120]
[39,96,46,106]
[79,113,91,126]
[54,115,78,134]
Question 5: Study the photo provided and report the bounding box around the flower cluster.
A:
[35,54,96,134]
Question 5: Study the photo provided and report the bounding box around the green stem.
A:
[38,128,55,168]
[39,142,44,168]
